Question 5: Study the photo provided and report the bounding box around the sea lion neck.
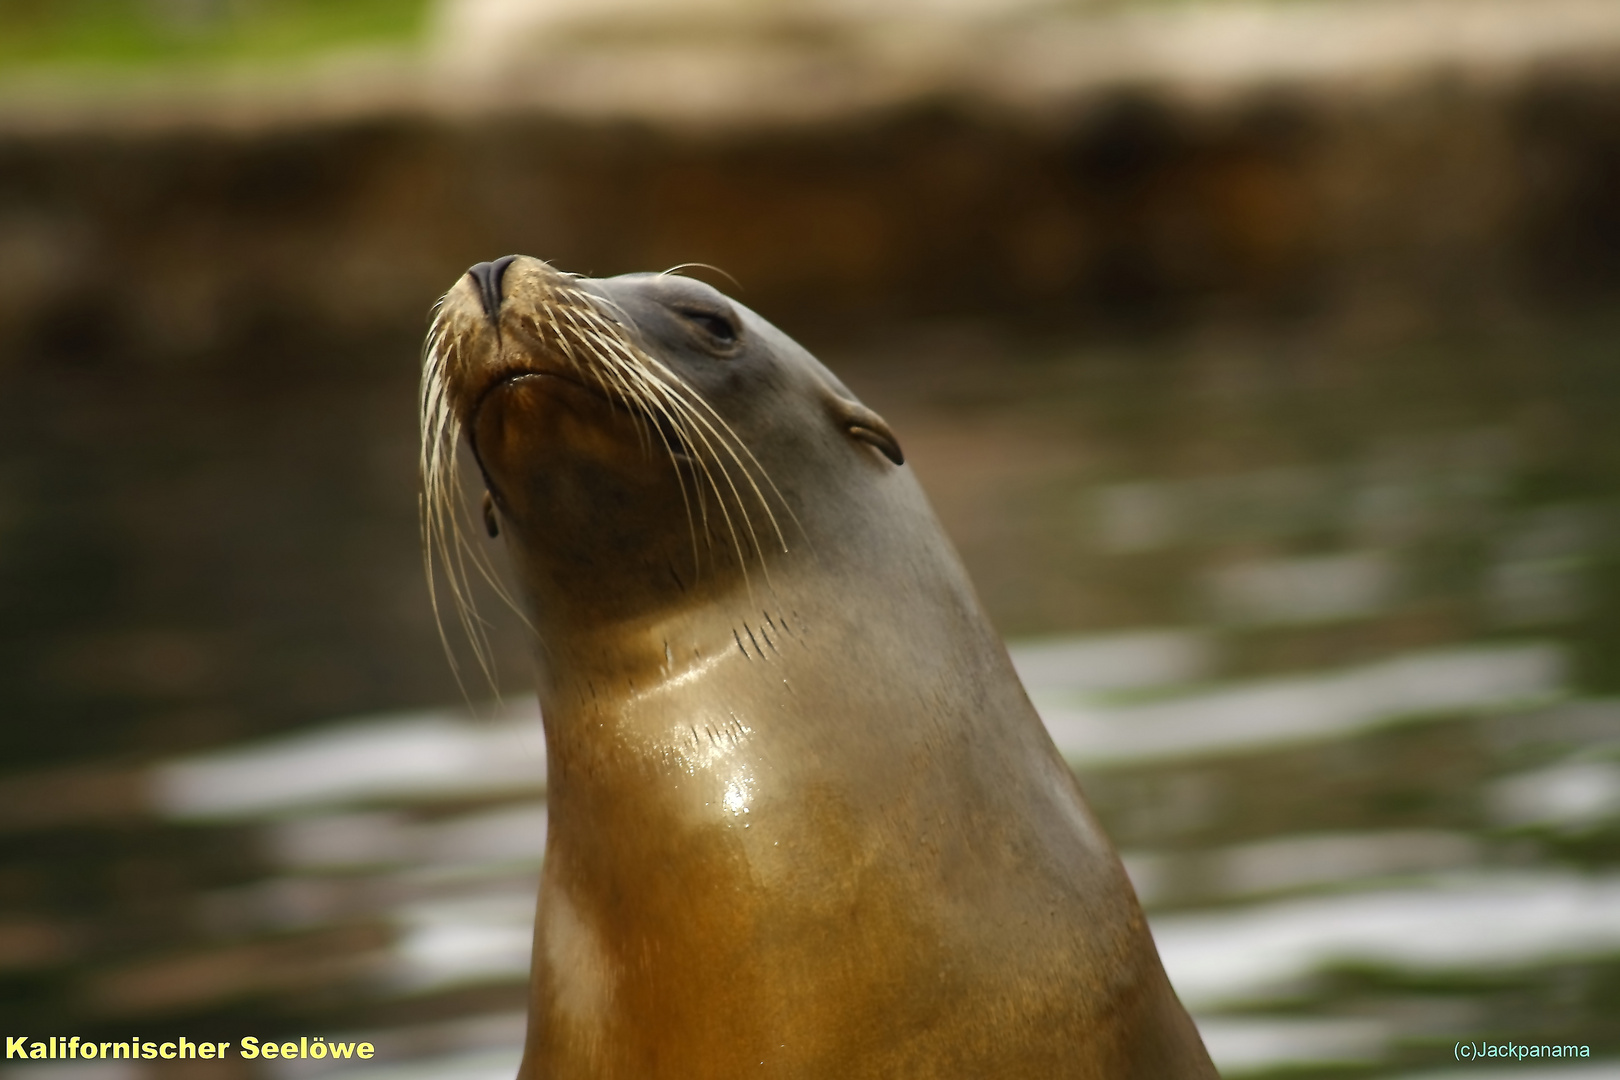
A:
[517,580,761,702]
[523,501,995,794]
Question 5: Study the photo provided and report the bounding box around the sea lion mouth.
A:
[469,366,597,426]
[468,364,695,463]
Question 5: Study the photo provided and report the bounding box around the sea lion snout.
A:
[465,254,521,321]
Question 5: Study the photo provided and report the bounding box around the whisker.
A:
[588,317,797,576]
[660,262,744,294]
[571,307,763,562]
[418,314,529,699]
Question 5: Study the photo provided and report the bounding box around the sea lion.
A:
[420,256,1219,1079]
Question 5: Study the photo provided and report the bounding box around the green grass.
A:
[0,0,432,69]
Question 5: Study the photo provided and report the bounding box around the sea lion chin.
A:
[421,255,1220,1079]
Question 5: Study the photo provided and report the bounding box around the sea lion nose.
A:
[467,255,521,321]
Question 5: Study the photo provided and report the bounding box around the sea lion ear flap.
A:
[828,395,905,466]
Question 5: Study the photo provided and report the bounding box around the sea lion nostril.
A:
[467,255,522,321]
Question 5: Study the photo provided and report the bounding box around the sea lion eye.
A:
[677,307,738,345]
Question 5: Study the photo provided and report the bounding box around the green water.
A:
[0,310,1617,1077]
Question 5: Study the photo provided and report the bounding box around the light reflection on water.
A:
[152,706,545,821]
[1037,641,1564,764]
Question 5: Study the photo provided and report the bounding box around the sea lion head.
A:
[421,255,905,643]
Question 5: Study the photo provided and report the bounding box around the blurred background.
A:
[2,0,1619,1077]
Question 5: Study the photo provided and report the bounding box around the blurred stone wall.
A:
[2,65,1618,372]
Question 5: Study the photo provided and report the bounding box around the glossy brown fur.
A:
[427,257,1219,1079]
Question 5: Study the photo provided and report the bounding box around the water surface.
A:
[2,312,1617,1078]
